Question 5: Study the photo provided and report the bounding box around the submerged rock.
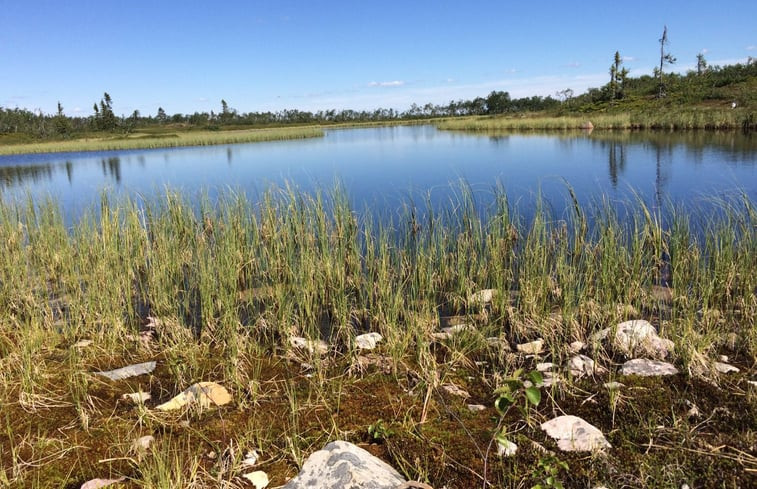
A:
[95,361,156,381]
[594,320,674,359]
[620,358,679,377]
[156,381,232,411]
[541,415,610,452]
[355,332,383,350]
[281,440,406,489]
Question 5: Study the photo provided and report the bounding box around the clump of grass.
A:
[0,126,324,155]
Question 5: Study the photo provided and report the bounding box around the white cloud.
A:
[622,56,637,62]
[73,107,83,113]
[368,80,405,87]
[700,48,710,54]
[565,62,581,68]
[747,45,756,51]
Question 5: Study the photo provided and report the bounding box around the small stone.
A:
[486,337,510,349]
[603,382,624,390]
[156,381,232,411]
[80,477,126,489]
[718,355,729,363]
[95,361,157,381]
[497,439,518,457]
[73,339,93,349]
[542,371,560,387]
[121,391,151,403]
[536,362,555,372]
[568,354,604,378]
[620,359,679,377]
[568,341,586,354]
[289,336,329,355]
[441,383,470,399]
[355,332,383,350]
[714,362,739,374]
[207,450,217,459]
[468,289,498,305]
[516,339,544,355]
[541,415,611,452]
[242,471,269,489]
[467,404,486,412]
[242,450,260,467]
[748,380,757,388]
[685,400,700,419]
[132,435,154,452]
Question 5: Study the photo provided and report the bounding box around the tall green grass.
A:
[0,126,324,155]
[0,184,754,379]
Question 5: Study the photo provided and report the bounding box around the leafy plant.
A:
[367,419,394,442]
[531,455,569,489]
[494,368,544,421]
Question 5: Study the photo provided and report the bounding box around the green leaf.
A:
[495,394,514,414]
[527,370,544,386]
[525,386,542,406]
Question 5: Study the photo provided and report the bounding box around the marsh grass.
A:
[0,126,324,155]
[0,183,755,487]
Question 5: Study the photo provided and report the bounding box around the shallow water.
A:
[0,126,755,220]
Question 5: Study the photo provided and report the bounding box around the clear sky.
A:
[1,0,755,117]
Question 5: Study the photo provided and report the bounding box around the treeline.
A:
[2,59,755,140]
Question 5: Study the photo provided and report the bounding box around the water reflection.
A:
[100,157,121,183]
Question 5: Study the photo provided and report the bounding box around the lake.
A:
[1,126,755,222]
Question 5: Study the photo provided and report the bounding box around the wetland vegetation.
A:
[0,185,755,488]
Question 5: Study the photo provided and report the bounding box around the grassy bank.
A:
[437,108,755,131]
[0,125,324,155]
[1,186,755,487]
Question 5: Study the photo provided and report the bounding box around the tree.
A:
[657,26,676,97]
[156,107,167,124]
[696,53,708,75]
[486,90,511,114]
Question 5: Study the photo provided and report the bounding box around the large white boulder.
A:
[593,320,674,359]
[541,415,611,452]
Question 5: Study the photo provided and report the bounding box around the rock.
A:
[580,121,594,130]
[620,359,679,377]
[603,382,624,390]
[486,337,511,349]
[95,361,156,381]
[516,339,544,355]
[540,415,611,452]
[439,315,469,328]
[73,339,93,349]
[121,391,151,404]
[748,380,757,388]
[536,362,555,372]
[467,404,486,412]
[541,371,560,387]
[242,471,269,489]
[685,400,700,419]
[80,478,126,489]
[289,336,329,355]
[497,439,518,457]
[156,381,232,411]
[719,355,729,362]
[281,440,406,489]
[714,362,739,374]
[468,289,498,305]
[132,435,154,452]
[568,354,605,378]
[242,450,260,467]
[568,341,585,354]
[355,332,383,350]
[441,383,470,399]
[594,320,674,359]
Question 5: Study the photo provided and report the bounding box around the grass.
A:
[437,107,755,131]
[0,184,755,487]
[0,126,324,155]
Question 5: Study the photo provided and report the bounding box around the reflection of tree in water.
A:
[653,143,672,211]
[65,161,73,183]
[100,156,121,183]
[0,164,54,190]
[607,141,627,188]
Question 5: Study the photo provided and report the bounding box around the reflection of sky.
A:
[0,126,755,223]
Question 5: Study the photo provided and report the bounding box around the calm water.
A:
[1,126,755,221]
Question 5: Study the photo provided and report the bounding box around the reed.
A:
[0,126,324,155]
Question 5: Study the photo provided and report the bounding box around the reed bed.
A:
[0,126,324,155]
[437,108,753,131]
[1,185,755,487]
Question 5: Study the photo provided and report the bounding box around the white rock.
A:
[568,341,586,354]
[155,381,232,411]
[718,355,729,362]
[468,289,498,305]
[620,359,679,376]
[242,449,260,467]
[73,339,93,349]
[121,391,151,403]
[355,332,383,350]
[280,440,406,489]
[486,337,511,349]
[536,362,555,372]
[441,383,470,398]
[80,477,126,489]
[132,435,154,451]
[595,320,674,359]
[541,415,611,452]
[542,371,560,387]
[497,439,518,457]
[289,336,329,355]
[748,380,757,388]
[95,361,156,381]
[603,382,625,390]
[714,362,739,374]
[516,339,544,355]
[467,404,486,412]
[568,354,604,378]
[242,471,269,489]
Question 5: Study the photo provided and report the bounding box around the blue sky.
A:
[1,0,755,117]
